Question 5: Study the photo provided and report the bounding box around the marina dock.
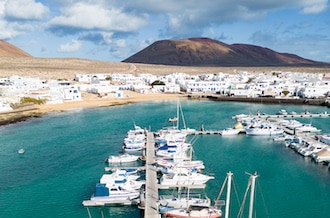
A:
[253,112,330,119]
[83,110,330,217]
[143,132,161,218]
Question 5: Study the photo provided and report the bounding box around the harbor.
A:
[1,101,330,218]
[80,104,330,218]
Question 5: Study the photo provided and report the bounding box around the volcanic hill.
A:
[0,40,31,57]
[123,38,327,67]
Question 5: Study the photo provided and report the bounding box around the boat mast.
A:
[214,171,233,218]
[248,172,259,218]
[237,172,259,218]
[225,171,233,218]
[179,101,187,130]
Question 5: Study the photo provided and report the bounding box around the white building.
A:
[185,80,229,93]
[298,85,329,98]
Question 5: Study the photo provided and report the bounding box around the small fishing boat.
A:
[18,148,25,154]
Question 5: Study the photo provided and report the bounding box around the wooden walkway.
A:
[143,132,161,218]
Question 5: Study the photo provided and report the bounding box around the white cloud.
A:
[4,0,49,20]
[0,0,328,61]
[48,2,148,32]
[301,0,328,14]
[0,22,22,38]
[302,0,328,14]
[58,39,82,53]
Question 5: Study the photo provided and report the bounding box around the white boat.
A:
[127,125,146,137]
[220,128,239,136]
[159,194,210,212]
[157,159,205,171]
[101,169,140,181]
[159,165,200,175]
[319,135,330,146]
[18,148,25,154]
[273,134,295,142]
[297,143,326,157]
[99,172,144,191]
[156,149,189,160]
[106,153,139,163]
[285,137,304,148]
[160,171,214,186]
[232,113,249,120]
[124,137,146,148]
[245,124,284,136]
[156,143,191,160]
[311,147,330,163]
[276,109,288,115]
[123,145,145,152]
[163,205,222,218]
[295,123,321,133]
[280,119,302,129]
[83,183,140,206]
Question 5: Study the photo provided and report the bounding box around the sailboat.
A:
[163,98,196,134]
[162,172,231,218]
[164,171,261,218]
[159,186,211,214]
[215,171,261,218]
[237,172,260,218]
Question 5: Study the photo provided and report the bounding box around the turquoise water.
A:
[0,100,329,218]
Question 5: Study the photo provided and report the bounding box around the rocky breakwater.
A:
[188,94,330,107]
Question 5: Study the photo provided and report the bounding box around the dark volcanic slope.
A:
[0,40,31,57]
[123,38,326,67]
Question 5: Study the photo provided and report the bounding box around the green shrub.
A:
[151,80,165,86]
[20,97,46,105]
[282,90,290,96]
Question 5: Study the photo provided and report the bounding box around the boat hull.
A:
[164,208,221,218]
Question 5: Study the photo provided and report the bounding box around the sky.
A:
[1,0,329,63]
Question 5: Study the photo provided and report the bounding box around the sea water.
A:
[0,100,329,218]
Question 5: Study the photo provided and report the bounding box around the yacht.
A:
[83,183,140,206]
[245,124,284,136]
[160,171,214,186]
[295,123,321,133]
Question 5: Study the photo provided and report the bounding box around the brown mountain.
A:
[0,40,31,57]
[123,38,327,67]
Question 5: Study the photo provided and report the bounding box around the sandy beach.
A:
[38,90,184,113]
[0,90,184,125]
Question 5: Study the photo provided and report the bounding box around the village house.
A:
[0,70,329,111]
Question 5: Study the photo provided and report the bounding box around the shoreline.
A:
[1,91,329,126]
[0,91,184,126]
